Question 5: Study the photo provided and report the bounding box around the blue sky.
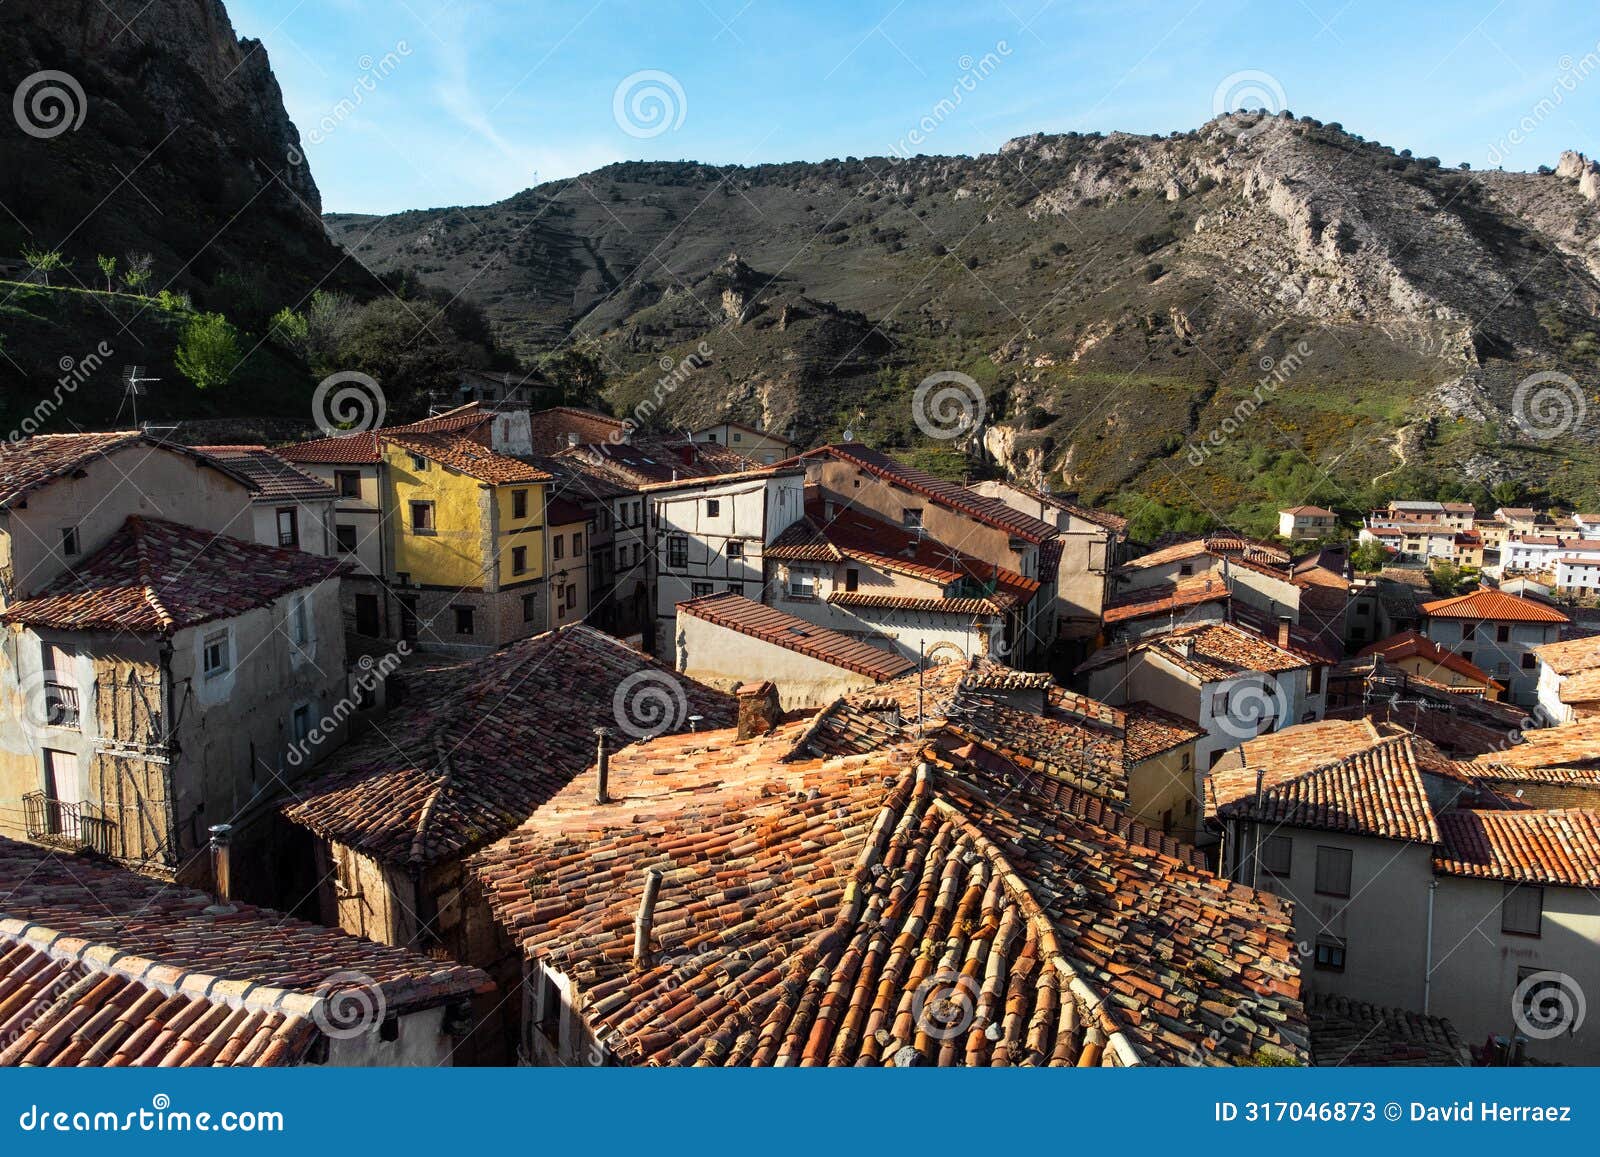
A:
[229,0,1600,214]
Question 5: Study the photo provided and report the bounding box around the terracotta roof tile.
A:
[196,446,338,503]
[276,431,382,464]
[0,432,259,507]
[1079,621,1313,682]
[285,626,735,868]
[679,593,918,682]
[383,431,551,485]
[1469,720,1600,770]
[0,517,343,634]
[1421,589,1570,624]
[1358,630,1498,687]
[1435,808,1600,887]
[1532,635,1600,676]
[1308,994,1465,1066]
[526,407,628,453]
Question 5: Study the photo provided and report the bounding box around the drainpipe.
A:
[1423,878,1438,1013]
[594,727,611,804]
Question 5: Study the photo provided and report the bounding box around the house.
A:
[1452,532,1486,569]
[567,434,758,487]
[691,420,796,465]
[1102,575,1232,638]
[0,836,495,1066]
[1291,548,1354,654]
[1419,589,1570,706]
[764,497,1041,665]
[1495,507,1544,535]
[1358,630,1503,698]
[0,431,258,609]
[1469,718,1600,774]
[1358,522,1457,565]
[1377,500,1476,531]
[470,700,1306,1066]
[380,429,554,654]
[1532,636,1600,724]
[0,517,346,886]
[1326,653,1531,758]
[1116,535,1301,625]
[674,592,916,706]
[646,465,805,650]
[1211,717,1600,1064]
[791,445,1061,663]
[530,452,646,636]
[525,406,629,454]
[283,626,734,959]
[1278,505,1338,541]
[544,497,591,630]
[197,445,339,557]
[965,480,1128,652]
[450,368,554,409]
[1078,620,1330,779]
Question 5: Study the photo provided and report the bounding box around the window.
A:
[845,567,859,592]
[513,489,528,519]
[1521,653,1536,670]
[453,606,475,635]
[355,594,380,636]
[292,704,311,743]
[1180,750,1192,772]
[1211,689,1229,717]
[1162,809,1173,835]
[787,568,818,598]
[552,535,564,561]
[727,540,744,560]
[289,593,311,647]
[60,526,79,556]
[572,532,583,555]
[726,582,742,594]
[1179,562,1194,577]
[1497,624,1511,643]
[902,508,923,532]
[732,431,742,443]
[1461,621,1476,640]
[523,594,538,622]
[512,546,528,575]
[40,643,79,729]
[335,471,361,498]
[203,631,231,678]
[667,536,688,569]
[691,582,714,597]
[706,499,721,518]
[1502,884,1543,936]
[1308,666,1323,694]
[565,585,577,611]
[1313,936,1347,972]
[1314,846,1353,897]
[410,502,434,534]
[276,507,299,548]
[1258,835,1293,877]
[617,546,628,568]
[335,524,357,553]
[632,543,642,566]
[409,453,428,472]
[1461,650,1474,665]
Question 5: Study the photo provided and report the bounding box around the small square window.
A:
[1502,884,1543,936]
[336,525,358,553]
[409,453,428,472]
[691,582,714,598]
[203,631,231,678]
[335,471,362,498]
[60,526,79,556]
[512,546,528,575]
[1497,624,1511,643]
[727,540,744,560]
[410,502,434,534]
[1179,562,1194,577]
[902,508,923,531]
[706,499,721,518]
[1521,653,1536,670]
[1461,621,1476,640]
[1313,937,1346,972]
[1314,846,1353,897]
[454,606,475,635]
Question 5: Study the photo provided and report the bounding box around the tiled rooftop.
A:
[1532,635,1600,676]
[383,431,552,485]
[285,626,735,868]
[471,725,1306,1067]
[1307,994,1466,1066]
[1435,808,1600,887]
[0,432,262,507]
[1102,576,1229,624]
[197,446,338,503]
[526,406,628,453]
[1,516,344,634]
[1470,720,1600,769]
[1359,630,1499,687]
[276,431,382,464]
[1420,589,1570,624]
[1078,621,1313,682]
[678,593,918,682]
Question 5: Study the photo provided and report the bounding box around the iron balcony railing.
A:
[22,791,115,856]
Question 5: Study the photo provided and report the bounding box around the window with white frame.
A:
[203,630,231,678]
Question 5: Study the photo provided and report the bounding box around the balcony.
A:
[22,792,115,856]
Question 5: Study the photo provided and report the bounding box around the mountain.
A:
[328,117,1600,532]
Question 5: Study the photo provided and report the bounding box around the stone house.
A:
[197,445,339,557]
[1420,589,1569,706]
[1277,505,1338,541]
[1532,636,1600,724]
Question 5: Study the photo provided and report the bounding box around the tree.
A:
[268,306,310,359]
[21,247,63,287]
[95,254,117,292]
[1429,560,1469,596]
[122,251,153,294]
[174,312,240,391]
[1490,480,1521,508]
[1350,540,1390,574]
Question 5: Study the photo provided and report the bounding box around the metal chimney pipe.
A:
[208,823,233,903]
[594,727,611,804]
[634,868,664,969]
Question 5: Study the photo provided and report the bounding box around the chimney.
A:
[206,823,235,911]
[736,681,782,739]
[1174,634,1196,658]
[1276,615,1292,648]
[633,868,664,969]
[594,726,611,804]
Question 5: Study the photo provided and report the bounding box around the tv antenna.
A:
[118,365,160,428]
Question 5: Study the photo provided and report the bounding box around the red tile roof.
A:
[575,438,763,487]
[276,431,382,464]
[471,727,1305,1067]
[1308,994,1465,1066]
[1103,576,1230,624]
[1435,808,1600,887]
[1281,505,1337,518]
[0,517,344,634]
[0,838,490,1026]
[383,431,551,485]
[1532,635,1600,676]
[1421,589,1570,624]
[197,446,338,503]
[678,593,918,682]
[1468,720,1600,770]
[795,445,1059,544]
[284,626,735,868]
[0,431,259,506]
[1358,630,1499,687]
[527,406,628,453]
[828,592,1002,617]
[1078,621,1313,682]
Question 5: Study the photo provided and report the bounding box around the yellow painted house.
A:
[380,430,553,654]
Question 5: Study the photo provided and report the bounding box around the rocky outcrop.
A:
[1556,150,1600,201]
